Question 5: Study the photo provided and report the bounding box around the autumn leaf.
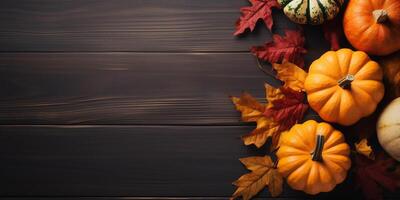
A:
[242,117,280,148]
[265,84,285,108]
[355,139,374,160]
[232,156,283,200]
[355,152,400,200]
[251,29,307,68]
[234,0,280,36]
[272,61,307,92]
[231,92,265,122]
[264,87,308,131]
[268,168,283,197]
[232,85,308,148]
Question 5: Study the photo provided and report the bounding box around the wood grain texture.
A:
[0,52,275,125]
[0,0,305,52]
[0,125,362,199]
[0,26,328,125]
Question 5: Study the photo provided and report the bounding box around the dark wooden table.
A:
[0,1,398,200]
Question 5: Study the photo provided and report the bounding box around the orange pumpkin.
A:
[277,120,351,195]
[304,48,384,126]
[343,0,400,55]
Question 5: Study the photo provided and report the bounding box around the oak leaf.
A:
[264,87,308,131]
[251,29,307,67]
[355,139,374,160]
[231,156,283,200]
[272,61,307,92]
[234,0,280,36]
[355,152,400,200]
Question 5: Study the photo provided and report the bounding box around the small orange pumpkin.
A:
[277,120,351,195]
[343,0,400,55]
[304,48,384,126]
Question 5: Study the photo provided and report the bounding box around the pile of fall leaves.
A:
[229,0,400,199]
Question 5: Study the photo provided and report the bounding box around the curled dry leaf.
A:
[355,138,374,160]
[251,29,307,67]
[272,61,307,92]
[234,0,280,36]
[231,156,283,200]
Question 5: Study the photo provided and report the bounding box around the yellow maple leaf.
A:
[231,156,283,200]
[272,61,307,92]
[242,117,280,148]
[231,86,287,148]
[355,138,374,159]
[265,84,285,108]
[231,92,265,122]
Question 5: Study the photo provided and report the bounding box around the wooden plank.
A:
[0,125,358,198]
[0,44,330,125]
[0,0,304,52]
[0,52,279,125]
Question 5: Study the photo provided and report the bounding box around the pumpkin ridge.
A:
[305,74,337,93]
[353,61,382,81]
[292,127,315,151]
[351,80,384,103]
[305,162,320,194]
[323,159,347,183]
[319,89,342,121]
[322,154,351,170]
[307,86,337,110]
[317,164,336,192]
[336,49,352,76]
[323,143,350,155]
[286,160,312,190]
[278,155,309,174]
[323,130,345,150]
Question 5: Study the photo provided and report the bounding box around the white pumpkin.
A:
[377,97,400,161]
[277,0,344,25]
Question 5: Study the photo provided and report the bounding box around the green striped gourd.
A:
[278,0,344,25]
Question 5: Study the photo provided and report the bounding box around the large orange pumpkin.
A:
[304,48,384,126]
[343,0,400,55]
[277,120,351,195]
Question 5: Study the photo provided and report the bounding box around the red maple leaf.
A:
[322,17,343,50]
[264,88,308,131]
[354,152,400,200]
[234,0,280,36]
[251,30,307,68]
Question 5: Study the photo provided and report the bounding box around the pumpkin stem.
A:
[311,135,325,162]
[338,74,354,89]
[373,9,388,23]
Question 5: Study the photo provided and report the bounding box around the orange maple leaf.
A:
[231,156,283,200]
[232,84,308,148]
[272,61,307,92]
